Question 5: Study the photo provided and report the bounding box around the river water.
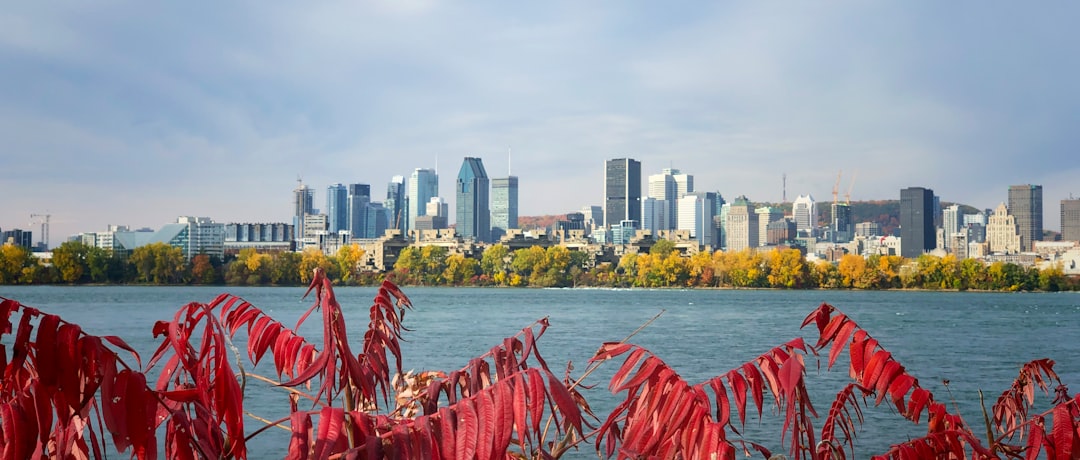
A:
[3,285,1079,458]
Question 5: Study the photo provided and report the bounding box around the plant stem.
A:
[567,309,665,392]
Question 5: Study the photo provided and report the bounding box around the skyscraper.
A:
[987,202,1022,254]
[724,196,758,252]
[1062,199,1080,242]
[942,204,961,250]
[347,184,371,239]
[407,168,438,236]
[385,175,406,231]
[293,181,314,243]
[326,183,348,234]
[792,194,816,237]
[677,192,717,248]
[604,158,642,228]
[647,168,693,230]
[456,157,491,242]
[900,187,935,258]
[1008,184,1043,251]
[491,176,518,241]
[830,202,853,243]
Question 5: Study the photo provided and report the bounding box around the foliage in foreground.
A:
[2,275,1080,459]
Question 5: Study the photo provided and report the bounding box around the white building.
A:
[792,194,817,237]
[986,202,1022,254]
[755,206,784,247]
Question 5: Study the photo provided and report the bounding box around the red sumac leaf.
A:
[456,399,478,460]
[1052,405,1074,460]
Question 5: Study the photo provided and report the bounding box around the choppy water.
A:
[3,285,1079,458]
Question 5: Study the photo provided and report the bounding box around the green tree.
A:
[0,245,34,284]
[129,242,186,284]
[649,239,677,258]
[298,248,335,284]
[336,243,365,284]
[269,252,302,285]
[443,254,480,286]
[480,244,511,283]
[51,241,90,283]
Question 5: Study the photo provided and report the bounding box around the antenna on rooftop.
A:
[508,145,512,175]
[782,173,787,203]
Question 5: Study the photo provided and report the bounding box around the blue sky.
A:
[2,2,1078,243]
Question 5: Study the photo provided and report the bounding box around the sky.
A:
[2,2,1079,246]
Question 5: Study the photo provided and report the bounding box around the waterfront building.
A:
[491,176,518,241]
[111,217,225,260]
[604,158,642,228]
[725,196,758,252]
[900,187,935,259]
[1061,199,1080,242]
[385,176,406,231]
[1008,184,1043,251]
[223,223,293,253]
[407,168,438,236]
[792,195,816,237]
[756,206,785,247]
[326,184,349,234]
[987,202,1022,254]
[456,157,491,242]
[1,229,33,249]
[293,181,314,244]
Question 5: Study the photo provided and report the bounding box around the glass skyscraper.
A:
[900,187,935,258]
[456,157,490,242]
[385,175,406,231]
[604,158,641,229]
[491,176,518,241]
[407,168,438,236]
[1008,184,1042,251]
[326,183,348,234]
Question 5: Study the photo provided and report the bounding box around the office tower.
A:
[942,204,961,250]
[347,184,371,239]
[677,192,717,247]
[293,181,314,243]
[385,176,406,231]
[427,197,449,218]
[900,187,935,258]
[792,194,816,237]
[359,203,389,239]
[1008,184,1043,251]
[407,168,438,235]
[642,198,664,234]
[604,158,642,228]
[1062,199,1080,242]
[855,222,881,238]
[725,196,758,252]
[491,176,518,241]
[964,211,987,227]
[647,168,693,229]
[987,203,1022,254]
[326,184,349,234]
[457,157,491,242]
[830,202,853,243]
[756,206,784,247]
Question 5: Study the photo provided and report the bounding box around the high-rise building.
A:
[677,192,717,248]
[792,195,816,237]
[456,157,490,242]
[582,205,604,230]
[407,168,438,236]
[604,158,642,229]
[293,181,314,243]
[491,176,518,241]
[942,204,961,250]
[385,176,406,231]
[1062,199,1080,242]
[725,196,758,252]
[642,197,664,234]
[647,168,693,229]
[756,206,785,247]
[347,184,371,239]
[987,202,1022,254]
[427,197,449,218]
[900,187,935,259]
[1008,184,1043,251]
[830,203,853,243]
[326,184,349,234]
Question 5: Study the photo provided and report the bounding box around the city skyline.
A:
[3,3,1080,241]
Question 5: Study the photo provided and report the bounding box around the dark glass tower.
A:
[385,176,406,231]
[456,157,491,242]
[348,184,371,238]
[326,183,348,234]
[491,176,518,241]
[604,158,642,228]
[900,187,935,258]
[1008,184,1042,251]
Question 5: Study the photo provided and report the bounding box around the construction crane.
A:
[845,171,857,204]
[30,213,51,249]
[832,170,842,204]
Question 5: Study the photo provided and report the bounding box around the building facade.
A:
[1008,184,1043,251]
[792,194,816,237]
[900,187,935,259]
[407,168,438,236]
[456,157,491,242]
[491,176,518,241]
[1063,199,1080,242]
[385,176,406,231]
[677,192,717,248]
[987,202,1022,254]
[647,168,693,230]
[347,184,371,239]
[293,181,314,244]
[604,158,642,229]
[725,196,758,252]
[326,184,348,234]
[755,206,785,247]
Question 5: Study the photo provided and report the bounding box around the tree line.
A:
[1,239,1075,291]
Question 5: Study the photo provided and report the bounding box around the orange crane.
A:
[832,170,842,204]
[845,171,857,204]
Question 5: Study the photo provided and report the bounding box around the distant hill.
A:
[518,214,566,230]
